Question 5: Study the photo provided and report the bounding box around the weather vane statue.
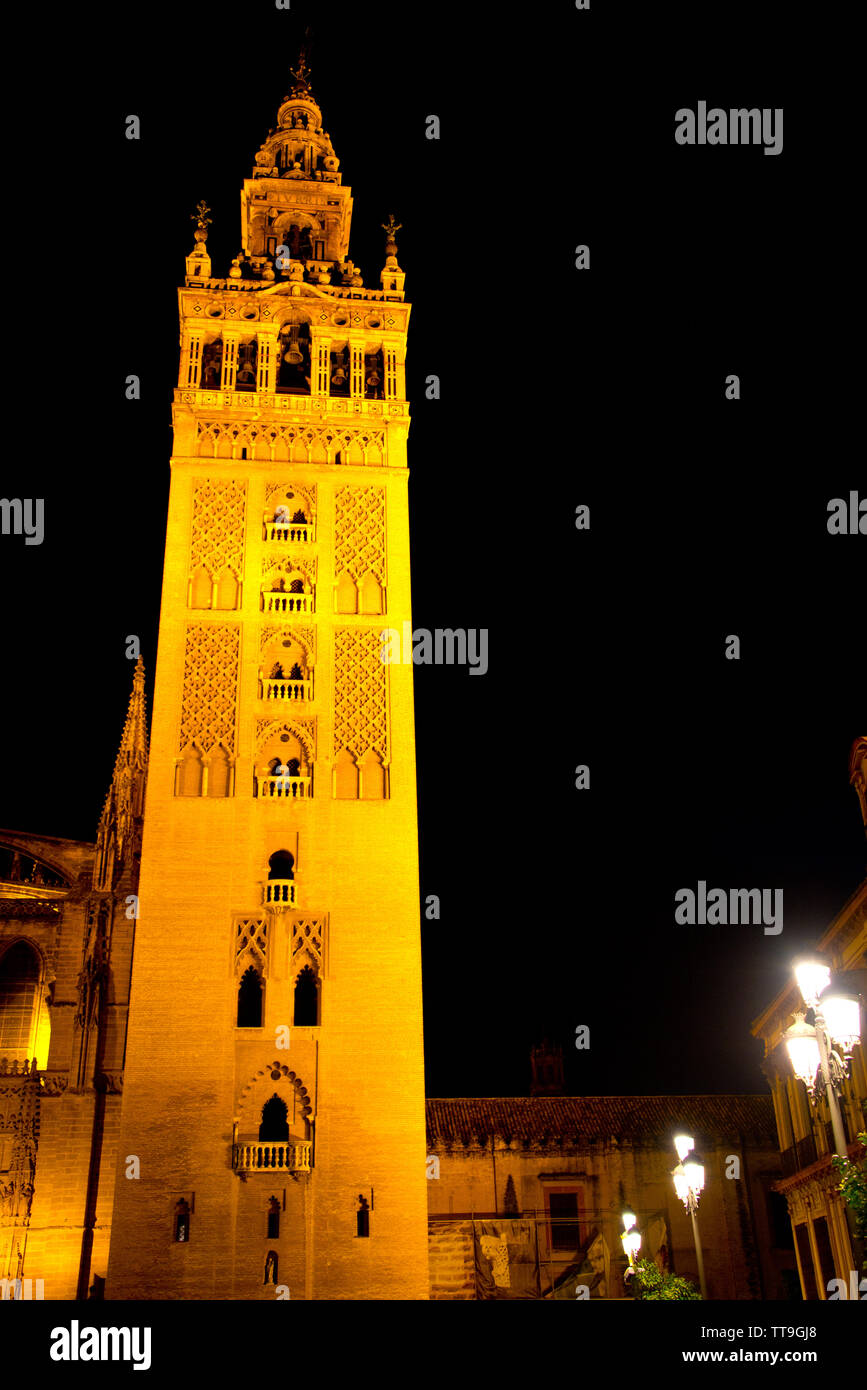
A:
[289,42,313,97]
[382,214,402,259]
[190,200,212,244]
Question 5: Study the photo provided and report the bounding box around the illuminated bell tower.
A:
[106,57,428,1299]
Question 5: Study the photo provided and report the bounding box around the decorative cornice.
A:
[39,1074,69,1097]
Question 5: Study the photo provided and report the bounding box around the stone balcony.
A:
[256,776,312,800]
[265,521,314,544]
[263,677,313,703]
[263,592,313,615]
[233,1140,312,1173]
[264,879,296,907]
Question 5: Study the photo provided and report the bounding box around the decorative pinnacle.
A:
[382,214,402,258]
[289,46,313,97]
[191,200,212,245]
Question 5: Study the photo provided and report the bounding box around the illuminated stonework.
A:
[105,61,428,1300]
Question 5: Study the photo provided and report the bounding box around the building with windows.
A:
[0,658,147,1298]
[750,735,867,1299]
[425,1088,795,1300]
[1,59,860,1303]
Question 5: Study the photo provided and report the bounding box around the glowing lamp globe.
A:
[674,1134,695,1162]
[794,958,831,1009]
[683,1153,705,1197]
[621,1227,642,1260]
[784,1015,820,1088]
[819,989,862,1055]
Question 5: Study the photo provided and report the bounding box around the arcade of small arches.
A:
[188,565,384,618]
[194,421,387,468]
[174,734,387,802]
[184,322,391,404]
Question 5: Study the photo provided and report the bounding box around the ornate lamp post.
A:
[672,1133,708,1298]
[785,957,862,1160]
[621,1208,642,1295]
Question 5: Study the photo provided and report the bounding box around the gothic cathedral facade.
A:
[105,63,429,1299]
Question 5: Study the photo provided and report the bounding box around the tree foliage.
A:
[631,1258,701,1300]
[832,1131,867,1272]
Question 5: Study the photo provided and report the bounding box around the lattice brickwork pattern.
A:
[235,918,269,973]
[190,479,247,578]
[291,918,325,971]
[332,629,389,761]
[334,487,386,582]
[178,624,241,754]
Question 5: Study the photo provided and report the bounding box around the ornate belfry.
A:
[106,56,429,1299]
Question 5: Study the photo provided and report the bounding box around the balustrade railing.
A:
[264,879,296,906]
[264,678,312,702]
[257,775,311,800]
[264,592,313,614]
[233,1141,311,1173]
[266,522,313,544]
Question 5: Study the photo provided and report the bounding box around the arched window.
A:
[237,966,263,1027]
[0,941,43,1062]
[190,566,212,609]
[335,570,358,614]
[214,567,239,611]
[264,1250,279,1285]
[259,1095,289,1142]
[330,347,350,396]
[236,341,258,390]
[268,850,294,880]
[293,965,318,1026]
[276,323,311,395]
[359,749,385,801]
[364,349,384,400]
[177,746,203,797]
[201,338,223,389]
[358,571,383,616]
[333,747,358,800]
[208,745,230,798]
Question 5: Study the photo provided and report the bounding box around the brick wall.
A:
[428,1219,475,1300]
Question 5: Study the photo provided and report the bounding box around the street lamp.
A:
[621,1209,642,1265]
[621,1209,642,1298]
[672,1133,708,1298]
[785,956,863,1159]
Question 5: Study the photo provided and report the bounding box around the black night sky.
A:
[4,2,863,1102]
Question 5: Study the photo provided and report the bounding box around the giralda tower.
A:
[106,57,429,1299]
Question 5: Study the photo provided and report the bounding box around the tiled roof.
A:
[425,1096,776,1147]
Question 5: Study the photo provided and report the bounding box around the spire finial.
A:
[289,45,313,98]
[381,214,402,260]
[190,200,212,245]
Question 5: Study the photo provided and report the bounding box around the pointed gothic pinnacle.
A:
[114,657,149,775]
